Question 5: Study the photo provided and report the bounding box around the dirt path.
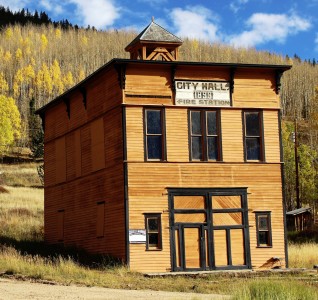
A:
[0,278,231,300]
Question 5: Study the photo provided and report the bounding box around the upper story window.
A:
[144,108,166,161]
[243,111,264,161]
[189,110,221,161]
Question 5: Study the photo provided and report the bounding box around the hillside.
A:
[0,21,317,211]
[0,23,317,140]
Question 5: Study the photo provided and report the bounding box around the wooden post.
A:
[294,118,301,209]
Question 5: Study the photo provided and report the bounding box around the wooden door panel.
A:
[184,227,201,268]
[231,229,245,266]
[214,230,227,266]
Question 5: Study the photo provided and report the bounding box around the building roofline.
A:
[36,58,292,115]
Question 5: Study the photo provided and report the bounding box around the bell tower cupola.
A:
[125,18,183,61]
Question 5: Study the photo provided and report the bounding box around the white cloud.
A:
[68,0,120,28]
[39,0,63,15]
[170,6,220,42]
[137,0,167,5]
[0,0,30,11]
[228,13,311,48]
[230,0,249,13]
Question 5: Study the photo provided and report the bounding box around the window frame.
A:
[144,108,166,161]
[255,211,272,247]
[243,110,265,162]
[188,109,222,162]
[144,213,162,251]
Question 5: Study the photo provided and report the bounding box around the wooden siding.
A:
[44,66,122,143]
[127,163,285,272]
[125,107,144,161]
[55,136,66,184]
[175,66,230,81]
[233,69,279,108]
[124,64,172,105]
[166,109,189,162]
[45,165,126,259]
[125,106,281,164]
[263,110,281,162]
[91,118,105,172]
[44,100,126,259]
[221,110,244,162]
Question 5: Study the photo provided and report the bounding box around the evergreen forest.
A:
[0,6,317,215]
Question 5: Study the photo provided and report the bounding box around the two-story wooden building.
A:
[37,21,291,273]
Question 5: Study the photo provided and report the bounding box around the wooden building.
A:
[37,21,291,273]
[286,207,312,232]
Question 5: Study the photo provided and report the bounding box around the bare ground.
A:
[0,278,231,300]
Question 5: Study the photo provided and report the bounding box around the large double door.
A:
[169,188,251,271]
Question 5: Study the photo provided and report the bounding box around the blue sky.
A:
[1,0,318,60]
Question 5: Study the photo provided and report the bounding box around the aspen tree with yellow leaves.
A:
[0,95,21,155]
[0,72,9,95]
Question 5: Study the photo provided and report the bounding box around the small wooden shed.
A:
[286,207,312,232]
[37,21,291,273]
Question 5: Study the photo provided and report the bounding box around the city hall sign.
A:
[175,80,231,107]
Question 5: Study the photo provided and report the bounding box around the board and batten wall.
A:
[43,67,127,260]
[124,63,285,272]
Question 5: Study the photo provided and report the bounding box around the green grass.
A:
[233,279,317,300]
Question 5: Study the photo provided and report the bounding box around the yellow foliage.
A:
[191,39,199,50]
[24,65,35,80]
[55,29,62,39]
[81,36,88,46]
[0,95,21,154]
[40,34,48,52]
[15,48,23,61]
[30,57,36,66]
[36,63,53,95]
[5,28,13,39]
[0,72,9,94]
[21,37,31,48]
[3,51,12,62]
[13,69,23,98]
[63,71,74,88]
[78,69,86,82]
[50,60,64,94]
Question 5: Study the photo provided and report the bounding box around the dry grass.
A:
[288,242,318,269]
[0,185,43,241]
[0,163,42,187]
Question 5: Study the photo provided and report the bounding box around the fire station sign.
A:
[175,80,231,107]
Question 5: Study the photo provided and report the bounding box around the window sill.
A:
[256,245,272,248]
[146,248,163,251]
